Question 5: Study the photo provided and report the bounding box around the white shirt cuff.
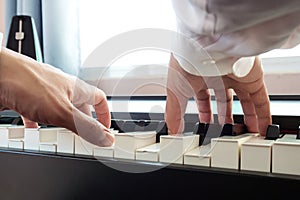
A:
[172,35,255,77]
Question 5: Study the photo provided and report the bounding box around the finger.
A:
[76,104,92,117]
[214,88,234,125]
[93,89,111,129]
[165,88,188,135]
[234,89,258,133]
[72,78,95,105]
[73,78,111,128]
[250,84,272,136]
[71,107,114,147]
[194,89,213,123]
[21,115,39,128]
[165,54,193,135]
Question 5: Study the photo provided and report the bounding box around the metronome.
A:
[6,15,43,62]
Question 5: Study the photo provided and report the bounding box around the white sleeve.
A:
[171,31,256,77]
[171,0,300,77]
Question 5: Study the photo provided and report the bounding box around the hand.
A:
[165,54,272,136]
[0,48,114,147]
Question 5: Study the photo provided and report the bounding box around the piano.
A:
[1,97,300,200]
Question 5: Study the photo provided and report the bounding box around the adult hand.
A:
[165,54,272,136]
[0,48,114,147]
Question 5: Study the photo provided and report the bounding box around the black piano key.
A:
[265,124,280,140]
[110,119,125,132]
[220,123,247,136]
[118,120,135,133]
[184,121,197,133]
[193,123,222,145]
[234,123,247,135]
[193,122,209,145]
[118,120,158,132]
[132,120,149,132]
[110,119,125,133]
[132,121,153,132]
[220,123,233,136]
[142,121,159,132]
[156,121,168,143]
[205,123,222,144]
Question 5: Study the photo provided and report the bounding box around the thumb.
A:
[21,115,39,128]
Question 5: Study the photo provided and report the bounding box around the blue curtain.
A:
[5,0,81,76]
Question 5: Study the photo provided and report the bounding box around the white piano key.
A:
[74,135,97,156]
[39,143,57,152]
[183,144,211,167]
[39,128,59,143]
[210,133,255,170]
[24,128,40,150]
[272,134,300,176]
[135,143,160,162]
[8,139,24,149]
[159,134,199,164]
[0,125,11,148]
[240,135,274,172]
[57,129,75,154]
[280,134,296,140]
[0,125,22,148]
[114,131,156,160]
[1,125,25,149]
[110,129,119,134]
[93,145,114,158]
[38,127,64,152]
[8,126,25,150]
[93,130,118,158]
[7,126,24,138]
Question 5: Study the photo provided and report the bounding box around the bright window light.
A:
[261,44,300,58]
[79,0,300,66]
[79,0,176,67]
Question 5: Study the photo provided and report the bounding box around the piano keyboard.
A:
[1,111,300,199]
[1,119,300,177]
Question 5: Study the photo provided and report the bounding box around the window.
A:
[78,0,300,102]
[79,0,176,67]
